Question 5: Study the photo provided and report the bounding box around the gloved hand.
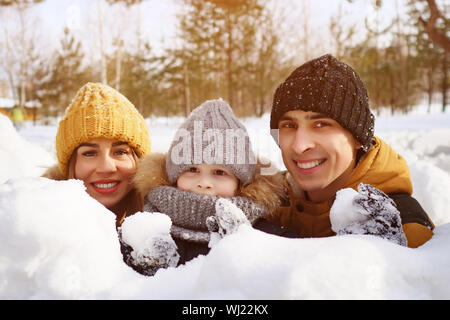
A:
[330,183,407,246]
[118,212,180,276]
[206,198,251,238]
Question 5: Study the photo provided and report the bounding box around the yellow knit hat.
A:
[56,82,151,177]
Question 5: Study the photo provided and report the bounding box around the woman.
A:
[43,82,151,227]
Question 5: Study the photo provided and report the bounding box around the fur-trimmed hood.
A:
[133,152,285,214]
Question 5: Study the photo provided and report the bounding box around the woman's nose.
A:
[96,154,117,173]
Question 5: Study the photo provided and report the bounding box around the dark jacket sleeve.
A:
[253,218,299,238]
[389,193,435,230]
[174,238,210,265]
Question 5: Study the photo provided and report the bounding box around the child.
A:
[120,99,297,276]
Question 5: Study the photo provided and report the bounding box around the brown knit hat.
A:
[56,82,151,177]
[270,54,375,151]
[166,99,256,185]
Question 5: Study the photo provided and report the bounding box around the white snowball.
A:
[120,212,172,253]
[330,188,368,233]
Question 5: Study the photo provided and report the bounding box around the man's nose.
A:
[292,127,315,154]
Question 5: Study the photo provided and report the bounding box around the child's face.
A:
[176,164,239,197]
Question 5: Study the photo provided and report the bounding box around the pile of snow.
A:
[0,115,54,183]
[1,106,450,299]
[0,178,134,299]
[2,177,450,299]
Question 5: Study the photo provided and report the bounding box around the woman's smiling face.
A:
[74,137,137,209]
[278,110,361,202]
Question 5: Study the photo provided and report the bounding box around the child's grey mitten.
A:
[206,198,251,238]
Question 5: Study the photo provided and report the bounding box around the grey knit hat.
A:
[270,54,375,152]
[166,99,256,185]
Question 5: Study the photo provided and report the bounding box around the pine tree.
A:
[164,0,285,117]
[406,0,448,112]
[38,27,90,118]
[117,41,163,117]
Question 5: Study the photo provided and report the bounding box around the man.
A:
[268,54,434,248]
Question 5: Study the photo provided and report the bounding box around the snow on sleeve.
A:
[120,212,179,276]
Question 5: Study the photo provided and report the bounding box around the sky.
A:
[20,0,406,54]
[0,0,412,88]
[28,0,180,53]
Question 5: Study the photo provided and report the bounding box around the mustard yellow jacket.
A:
[268,137,434,248]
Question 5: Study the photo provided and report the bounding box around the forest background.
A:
[0,0,448,122]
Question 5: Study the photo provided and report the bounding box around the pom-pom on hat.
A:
[56,82,151,177]
[270,54,375,152]
[166,99,256,185]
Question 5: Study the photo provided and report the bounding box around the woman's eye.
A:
[114,149,129,156]
[81,150,96,157]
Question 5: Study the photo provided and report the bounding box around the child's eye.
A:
[214,169,227,176]
[188,167,199,173]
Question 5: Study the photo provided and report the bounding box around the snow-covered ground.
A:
[1,103,450,299]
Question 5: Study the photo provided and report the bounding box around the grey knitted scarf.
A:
[143,186,269,243]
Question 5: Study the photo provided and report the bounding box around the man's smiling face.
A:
[277,109,362,202]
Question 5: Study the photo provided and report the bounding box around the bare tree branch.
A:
[419,0,450,52]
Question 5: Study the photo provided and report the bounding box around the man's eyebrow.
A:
[279,115,295,122]
[306,113,331,120]
[279,112,331,122]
